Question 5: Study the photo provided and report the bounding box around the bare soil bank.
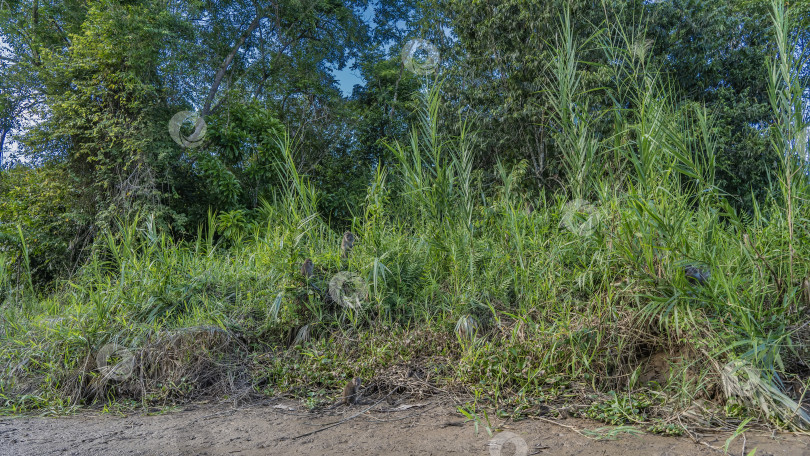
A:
[2,399,809,456]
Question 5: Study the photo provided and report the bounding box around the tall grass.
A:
[0,0,808,433]
[767,0,810,290]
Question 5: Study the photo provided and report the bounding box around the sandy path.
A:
[2,399,809,455]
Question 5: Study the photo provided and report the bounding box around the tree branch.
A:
[202,14,264,116]
[51,19,72,46]
[202,0,320,117]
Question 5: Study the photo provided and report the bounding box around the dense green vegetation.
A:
[1,0,809,434]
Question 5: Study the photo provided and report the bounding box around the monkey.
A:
[299,258,322,294]
[340,231,355,260]
[342,377,362,405]
[684,265,710,286]
[300,258,314,279]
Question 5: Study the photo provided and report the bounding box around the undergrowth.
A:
[0,0,808,435]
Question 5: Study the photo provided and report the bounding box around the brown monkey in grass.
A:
[340,231,355,260]
[300,258,323,294]
[300,258,314,278]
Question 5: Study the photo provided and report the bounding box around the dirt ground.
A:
[2,398,810,456]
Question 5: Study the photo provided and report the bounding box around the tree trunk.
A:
[0,128,7,168]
